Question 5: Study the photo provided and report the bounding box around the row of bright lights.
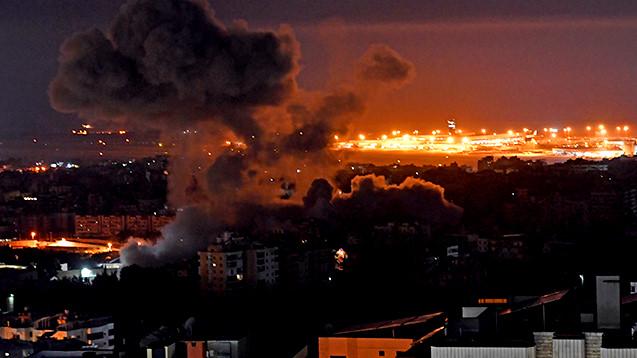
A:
[347,124,630,142]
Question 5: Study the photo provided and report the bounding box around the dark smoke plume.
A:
[303,178,335,219]
[49,0,299,137]
[50,0,421,267]
[283,91,365,153]
[333,175,462,225]
[357,44,415,87]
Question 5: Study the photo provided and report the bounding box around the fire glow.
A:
[332,124,636,159]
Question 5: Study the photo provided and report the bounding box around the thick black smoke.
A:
[279,45,413,157]
[242,174,462,232]
[49,0,299,137]
[50,0,422,267]
[283,91,365,154]
[357,44,415,87]
[304,178,334,208]
[303,178,335,219]
[332,174,462,225]
[205,153,247,194]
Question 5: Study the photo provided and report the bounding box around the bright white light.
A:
[80,268,94,278]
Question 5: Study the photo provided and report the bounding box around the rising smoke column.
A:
[49,0,420,266]
[49,0,301,266]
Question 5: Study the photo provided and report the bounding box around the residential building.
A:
[245,245,279,288]
[199,244,245,294]
[74,214,173,237]
[198,234,280,294]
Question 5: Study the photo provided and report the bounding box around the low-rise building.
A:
[0,311,114,350]
[181,338,247,358]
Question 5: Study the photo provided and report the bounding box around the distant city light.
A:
[331,123,636,159]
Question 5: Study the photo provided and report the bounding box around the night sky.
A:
[3,0,637,140]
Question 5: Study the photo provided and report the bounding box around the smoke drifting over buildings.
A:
[119,206,220,267]
[49,0,448,266]
[333,175,462,225]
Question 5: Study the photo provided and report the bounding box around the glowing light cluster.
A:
[333,124,636,159]
[4,237,116,254]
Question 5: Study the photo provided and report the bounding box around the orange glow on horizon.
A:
[332,124,636,159]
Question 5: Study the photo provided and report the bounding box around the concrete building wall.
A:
[100,216,124,237]
[125,215,149,234]
[245,247,279,287]
[86,322,115,349]
[76,214,172,237]
[75,216,100,236]
[199,249,244,294]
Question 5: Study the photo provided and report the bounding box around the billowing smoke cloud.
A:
[357,44,415,87]
[119,206,221,267]
[49,0,299,137]
[303,178,335,219]
[283,91,365,154]
[304,178,334,208]
[332,174,462,225]
[50,0,420,267]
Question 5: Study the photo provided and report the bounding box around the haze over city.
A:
[4,1,637,141]
[2,1,637,358]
